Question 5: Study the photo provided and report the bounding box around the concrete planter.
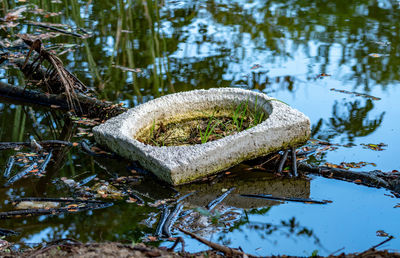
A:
[93,88,310,185]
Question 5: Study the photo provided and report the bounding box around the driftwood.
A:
[299,163,400,193]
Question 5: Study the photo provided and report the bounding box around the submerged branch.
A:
[299,163,400,193]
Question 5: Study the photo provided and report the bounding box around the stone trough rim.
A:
[93,87,311,185]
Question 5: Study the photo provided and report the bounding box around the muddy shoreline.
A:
[1,242,399,258]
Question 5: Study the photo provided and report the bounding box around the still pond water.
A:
[0,0,399,256]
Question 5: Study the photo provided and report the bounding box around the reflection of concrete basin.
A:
[177,164,311,209]
[93,88,310,185]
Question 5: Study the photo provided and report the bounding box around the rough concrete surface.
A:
[93,88,311,185]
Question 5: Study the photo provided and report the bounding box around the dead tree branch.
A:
[0,80,125,120]
[178,227,258,258]
[299,163,400,193]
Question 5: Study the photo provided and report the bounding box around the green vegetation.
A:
[137,101,267,147]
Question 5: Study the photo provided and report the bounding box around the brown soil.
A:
[0,242,399,258]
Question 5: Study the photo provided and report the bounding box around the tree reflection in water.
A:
[312,99,385,142]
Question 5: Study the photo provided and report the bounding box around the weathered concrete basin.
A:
[93,88,310,185]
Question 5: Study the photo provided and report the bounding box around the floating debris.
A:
[0,202,113,219]
[14,197,108,204]
[250,64,262,70]
[155,205,170,237]
[0,228,19,237]
[92,183,126,200]
[330,88,381,100]
[361,143,387,151]
[316,73,331,79]
[4,162,37,187]
[15,201,61,210]
[324,161,376,170]
[162,202,184,237]
[77,174,97,187]
[3,156,15,178]
[112,64,142,73]
[376,230,389,237]
[206,187,235,211]
[176,191,196,203]
[241,194,329,204]
[36,151,52,174]
[277,149,290,175]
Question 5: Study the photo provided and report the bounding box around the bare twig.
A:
[299,163,399,192]
[291,147,298,177]
[155,205,170,237]
[367,236,394,251]
[27,21,85,38]
[167,237,185,253]
[0,202,113,219]
[0,228,19,236]
[178,227,257,257]
[176,191,196,203]
[77,174,97,187]
[36,150,52,174]
[162,202,183,237]
[3,156,15,178]
[4,162,37,187]
[0,140,73,150]
[240,194,329,204]
[206,187,235,211]
[14,197,108,204]
[277,149,289,174]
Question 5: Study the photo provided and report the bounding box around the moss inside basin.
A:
[135,103,268,147]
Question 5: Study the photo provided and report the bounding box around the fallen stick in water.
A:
[277,149,289,175]
[36,151,52,175]
[240,194,329,204]
[0,140,73,150]
[291,147,298,177]
[178,227,257,258]
[4,162,37,187]
[0,228,19,236]
[298,163,400,193]
[155,205,170,237]
[0,202,113,219]
[176,191,196,203]
[14,197,108,204]
[26,21,86,38]
[3,156,15,178]
[162,202,183,238]
[77,174,97,187]
[206,187,235,211]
